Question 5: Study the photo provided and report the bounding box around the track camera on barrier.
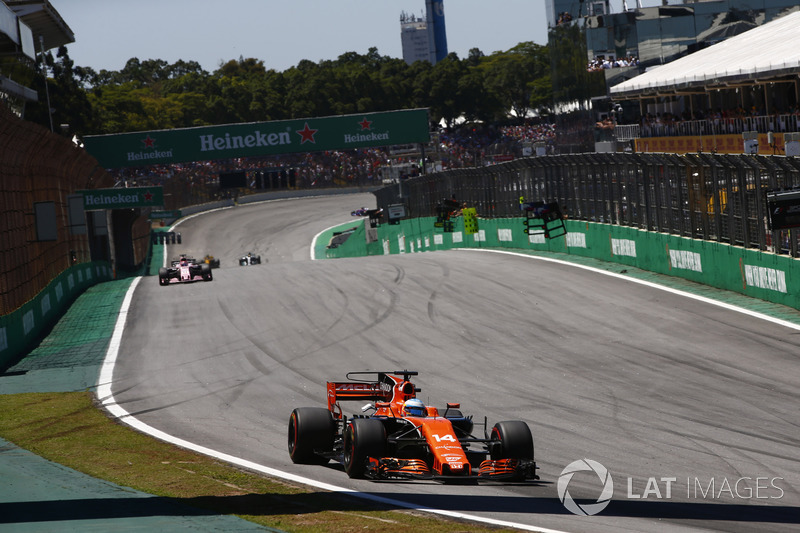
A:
[521,201,566,239]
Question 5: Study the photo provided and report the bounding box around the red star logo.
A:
[144,191,153,202]
[359,117,372,131]
[141,135,156,148]
[296,122,318,144]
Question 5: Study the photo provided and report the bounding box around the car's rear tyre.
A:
[343,418,386,478]
[201,263,212,281]
[490,421,534,461]
[288,408,335,465]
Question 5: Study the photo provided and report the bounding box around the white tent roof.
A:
[610,9,800,98]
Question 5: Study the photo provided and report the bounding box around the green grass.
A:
[0,391,514,533]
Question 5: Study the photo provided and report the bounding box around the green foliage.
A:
[34,43,553,139]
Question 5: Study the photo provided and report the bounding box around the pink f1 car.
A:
[158,255,212,285]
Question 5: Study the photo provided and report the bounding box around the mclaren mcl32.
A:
[288,370,538,482]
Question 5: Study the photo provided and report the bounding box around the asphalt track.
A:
[105,193,799,532]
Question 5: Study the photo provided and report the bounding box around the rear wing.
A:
[326,370,419,413]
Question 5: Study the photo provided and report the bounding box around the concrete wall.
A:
[0,262,113,370]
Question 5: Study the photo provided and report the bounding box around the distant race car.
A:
[288,370,538,482]
[158,255,213,285]
[203,254,220,268]
[351,207,383,219]
[239,252,261,266]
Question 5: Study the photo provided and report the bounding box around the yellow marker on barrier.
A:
[463,208,478,235]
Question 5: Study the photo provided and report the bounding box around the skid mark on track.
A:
[120,375,261,419]
[266,264,405,369]
[217,296,284,376]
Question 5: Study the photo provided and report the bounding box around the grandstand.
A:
[609,10,800,155]
[546,0,800,154]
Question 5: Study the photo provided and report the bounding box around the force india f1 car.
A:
[158,255,213,285]
[288,370,538,482]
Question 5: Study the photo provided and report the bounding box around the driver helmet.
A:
[403,398,426,417]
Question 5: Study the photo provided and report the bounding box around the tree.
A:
[27,46,97,138]
[426,53,466,128]
[48,40,552,137]
[481,42,551,119]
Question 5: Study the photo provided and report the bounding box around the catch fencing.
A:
[374,152,800,258]
[0,106,115,315]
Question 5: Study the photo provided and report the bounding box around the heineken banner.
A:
[78,186,164,210]
[83,108,431,168]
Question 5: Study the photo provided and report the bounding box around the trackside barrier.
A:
[322,217,800,311]
[4,187,375,369]
[151,231,182,245]
[373,153,800,259]
[0,262,113,370]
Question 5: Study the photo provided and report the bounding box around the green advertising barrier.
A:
[0,262,114,370]
[79,186,164,210]
[321,216,800,311]
[83,109,430,168]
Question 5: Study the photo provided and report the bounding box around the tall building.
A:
[400,11,429,65]
[546,0,800,153]
[400,0,448,65]
[426,0,448,64]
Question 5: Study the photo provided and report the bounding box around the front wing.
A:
[361,456,537,482]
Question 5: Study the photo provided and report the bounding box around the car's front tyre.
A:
[343,418,386,478]
[490,420,534,461]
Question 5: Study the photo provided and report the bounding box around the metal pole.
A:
[38,35,54,132]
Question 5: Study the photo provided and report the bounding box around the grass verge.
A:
[0,391,514,533]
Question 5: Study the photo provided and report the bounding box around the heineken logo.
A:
[344,117,389,143]
[80,187,164,210]
[85,192,150,206]
[200,129,292,152]
[343,131,390,143]
[296,122,318,144]
[128,149,174,161]
[129,134,174,162]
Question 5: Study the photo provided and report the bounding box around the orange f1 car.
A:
[287,370,538,482]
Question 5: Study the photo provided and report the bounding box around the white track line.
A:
[96,216,567,532]
[461,248,800,331]
[97,235,800,533]
[96,277,562,532]
[96,236,800,533]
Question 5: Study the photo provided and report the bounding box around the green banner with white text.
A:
[78,186,164,210]
[82,108,431,168]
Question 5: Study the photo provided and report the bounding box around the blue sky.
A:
[48,1,551,73]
